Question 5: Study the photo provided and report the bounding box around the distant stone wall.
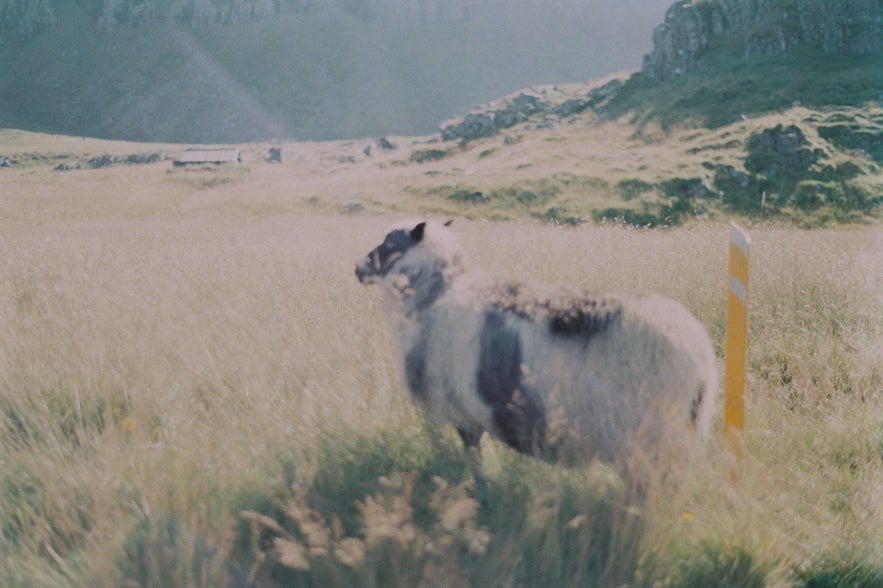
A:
[643,0,882,81]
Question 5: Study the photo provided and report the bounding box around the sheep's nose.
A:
[355,259,373,283]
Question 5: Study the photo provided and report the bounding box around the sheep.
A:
[355,220,718,502]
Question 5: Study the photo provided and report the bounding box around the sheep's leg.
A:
[457,428,489,506]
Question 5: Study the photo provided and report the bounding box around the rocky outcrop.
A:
[441,93,545,142]
[440,80,622,142]
[744,124,817,178]
[815,113,883,164]
[644,0,882,81]
[711,118,880,215]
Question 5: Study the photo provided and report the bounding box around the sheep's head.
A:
[356,220,463,312]
[355,222,427,285]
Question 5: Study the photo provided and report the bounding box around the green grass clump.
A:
[659,541,769,588]
[229,424,646,588]
[309,425,467,535]
[409,149,452,164]
[414,174,613,222]
[594,206,665,227]
[117,512,225,588]
[618,178,656,201]
[795,556,883,588]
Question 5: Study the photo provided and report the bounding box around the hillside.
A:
[642,0,881,82]
[2,1,878,147]
[1,0,880,225]
[606,0,882,128]
[1,95,880,227]
[0,0,669,142]
[430,0,883,224]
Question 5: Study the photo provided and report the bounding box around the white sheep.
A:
[356,221,718,501]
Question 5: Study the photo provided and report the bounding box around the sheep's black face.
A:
[356,222,426,284]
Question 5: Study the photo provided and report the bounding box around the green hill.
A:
[606,43,883,130]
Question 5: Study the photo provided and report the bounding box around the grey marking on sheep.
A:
[404,316,432,401]
[477,310,549,456]
[355,220,719,504]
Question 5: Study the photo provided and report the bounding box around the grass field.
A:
[1,129,881,586]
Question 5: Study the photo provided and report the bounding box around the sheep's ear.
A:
[410,222,426,242]
[444,219,454,227]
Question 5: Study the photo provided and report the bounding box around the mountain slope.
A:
[424,0,882,224]
[643,0,881,82]
[0,0,669,142]
[598,0,882,129]
[605,45,882,129]
[2,0,879,225]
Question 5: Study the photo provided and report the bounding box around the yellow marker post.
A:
[724,223,750,455]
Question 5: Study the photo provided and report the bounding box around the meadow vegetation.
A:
[0,129,881,586]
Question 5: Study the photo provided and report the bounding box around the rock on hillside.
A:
[644,0,882,80]
[439,79,623,142]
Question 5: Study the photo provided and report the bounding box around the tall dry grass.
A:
[0,213,404,584]
[1,207,881,585]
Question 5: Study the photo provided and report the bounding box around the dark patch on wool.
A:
[404,321,431,402]
[482,282,623,340]
[690,383,705,424]
[477,310,549,456]
[377,229,417,273]
[404,263,447,313]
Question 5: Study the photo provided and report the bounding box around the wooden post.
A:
[724,223,750,455]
